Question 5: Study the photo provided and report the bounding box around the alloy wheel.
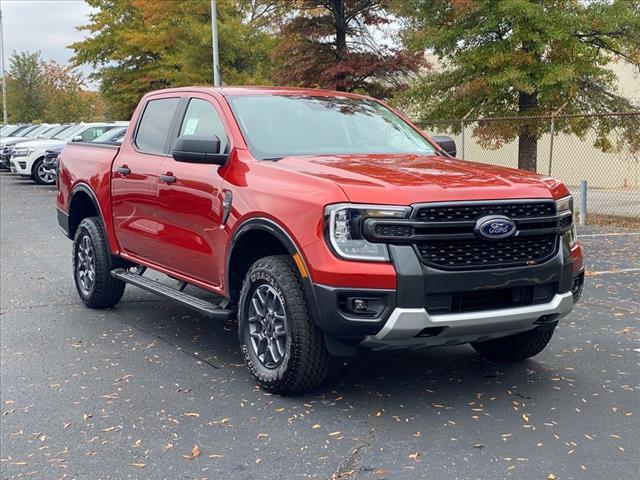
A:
[247,284,288,369]
[37,163,56,184]
[76,235,96,296]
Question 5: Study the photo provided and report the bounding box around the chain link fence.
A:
[419,112,640,225]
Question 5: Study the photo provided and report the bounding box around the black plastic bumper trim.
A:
[57,208,71,239]
[388,245,425,308]
[312,284,395,339]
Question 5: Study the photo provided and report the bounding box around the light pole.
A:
[0,1,7,124]
[210,0,220,86]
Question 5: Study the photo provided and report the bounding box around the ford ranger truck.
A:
[56,87,585,395]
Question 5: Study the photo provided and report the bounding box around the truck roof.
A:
[145,85,368,99]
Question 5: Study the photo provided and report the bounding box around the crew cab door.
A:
[111,96,182,264]
[155,95,231,287]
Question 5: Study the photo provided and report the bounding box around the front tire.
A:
[471,326,556,362]
[239,255,329,395]
[73,217,125,308]
[32,157,56,185]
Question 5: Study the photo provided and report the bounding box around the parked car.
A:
[9,122,128,184]
[92,126,128,145]
[57,86,584,394]
[41,128,128,181]
[41,143,66,184]
[1,124,30,137]
[1,124,69,170]
[1,123,46,146]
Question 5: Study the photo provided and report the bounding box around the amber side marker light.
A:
[292,253,308,278]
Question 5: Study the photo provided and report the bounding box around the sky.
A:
[1,0,96,84]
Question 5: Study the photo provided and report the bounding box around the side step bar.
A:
[111,268,234,320]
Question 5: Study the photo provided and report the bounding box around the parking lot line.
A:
[579,233,640,237]
[586,267,640,275]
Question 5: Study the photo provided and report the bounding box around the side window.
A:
[179,98,229,153]
[135,98,181,154]
[80,126,114,142]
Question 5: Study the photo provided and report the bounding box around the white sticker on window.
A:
[183,118,199,135]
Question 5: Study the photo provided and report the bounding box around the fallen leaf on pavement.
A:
[183,445,201,460]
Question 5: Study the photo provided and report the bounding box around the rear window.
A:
[135,98,181,154]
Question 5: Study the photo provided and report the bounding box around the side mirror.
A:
[71,135,84,142]
[172,135,227,165]
[430,135,457,157]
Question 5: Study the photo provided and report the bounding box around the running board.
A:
[111,268,233,319]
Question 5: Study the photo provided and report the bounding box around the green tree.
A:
[6,51,46,123]
[2,51,106,123]
[273,0,425,97]
[41,61,106,122]
[71,0,277,119]
[393,0,640,171]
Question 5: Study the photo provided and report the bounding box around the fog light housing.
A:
[337,293,387,318]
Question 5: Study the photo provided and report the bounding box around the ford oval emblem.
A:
[475,215,516,240]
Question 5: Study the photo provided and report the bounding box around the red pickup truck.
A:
[57,86,584,394]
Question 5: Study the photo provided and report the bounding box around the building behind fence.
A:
[420,112,640,221]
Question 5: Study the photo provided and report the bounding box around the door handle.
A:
[116,165,131,175]
[160,173,177,184]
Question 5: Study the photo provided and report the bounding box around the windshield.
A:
[0,126,15,135]
[25,125,50,137]
[6,125,32,137]
[227,95,436,160]
[54,125,83,140]
[41,125,67,139]
[19,125,40,137]
[7,125,30,137]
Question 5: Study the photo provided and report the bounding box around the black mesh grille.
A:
[559,215,573,228]
[417,235,557,269]
[415,202,556,222]
[375,224,412,237]
[426,283,558,315]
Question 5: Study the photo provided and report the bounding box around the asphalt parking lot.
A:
[1,172,638,480]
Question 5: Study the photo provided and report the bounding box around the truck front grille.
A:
[363,200,571,271]
[417,235,558,269]
[415,201,556,222]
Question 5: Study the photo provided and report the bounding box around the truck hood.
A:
[275,154,569,204]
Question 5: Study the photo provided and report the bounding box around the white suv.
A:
[9,122,129,184]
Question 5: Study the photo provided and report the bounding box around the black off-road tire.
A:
[239,255,330,395]
[73,217,126,308]
[471,327,556,362]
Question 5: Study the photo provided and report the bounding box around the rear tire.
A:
[471,327,556,362]
[239,255,330,395]
[73,217,125,308]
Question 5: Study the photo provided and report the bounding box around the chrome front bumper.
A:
[360,291,574,350]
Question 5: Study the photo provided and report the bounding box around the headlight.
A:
[12,147,34,157]
[325,204,411,261]
[555,195,573,214]
[556,195,577,246]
